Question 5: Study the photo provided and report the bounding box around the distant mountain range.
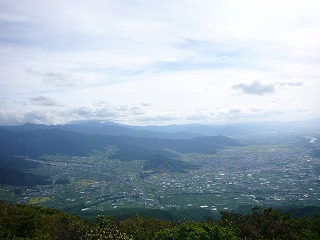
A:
[0,122,201,139]
[0,128,241,158]
[0,121,244,178]
[1,118,319,139]
[0,118,319,181]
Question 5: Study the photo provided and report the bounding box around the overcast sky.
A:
[0,0,319,126]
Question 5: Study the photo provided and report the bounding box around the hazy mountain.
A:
[0,127,241,177]
[68,124,201,139]
[0,128,241,158]
[109,144,178,161]
[1,118,317,168]
[64,117,320,137]
[143,156,195,173]
[1,118,319,139]
[0,122,201,139]
[108,145,194,173]
[64,121,202,139]
[0,155,39,169]
[128,123,203,133]
[0,129,107,157]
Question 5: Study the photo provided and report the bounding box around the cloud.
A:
[0,101,318,126]
[0,1,319,125]
[232,79,305,95]
[135,111,183,124]
[0,102,149,125]
[29,96,64,107]
[232,80,275,95]
[0,109,24,126]
[65,102,149,123]
[0,12,27,23]
[276,79,304,87]
[140,102,152,107]
[42,72,79,87]
[182,106,310,124]
[26,69,81,87]
[22,110,58,125]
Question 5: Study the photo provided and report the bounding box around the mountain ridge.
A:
[0,127,241,174]
[2,118,319,138]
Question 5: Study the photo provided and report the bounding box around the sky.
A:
[0,0,320,126]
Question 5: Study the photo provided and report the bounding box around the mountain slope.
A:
[143,156,195,173]
[0,122,201,139]
[0,129,241,158]
[0,156,51,186]
[0,129,107,157]
[0,128,240,176]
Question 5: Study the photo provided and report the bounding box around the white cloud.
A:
[232,79,305,95]
[29,96,64,107]
[276,79,304,87]
[26,69,82,87]
[0,0,319,125]
[232,80,276,95]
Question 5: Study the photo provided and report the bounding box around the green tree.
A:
[154,222,238,240]
[119,215,176,240]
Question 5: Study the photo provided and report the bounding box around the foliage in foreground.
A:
[1,201,320,239]
[0,201,84,240]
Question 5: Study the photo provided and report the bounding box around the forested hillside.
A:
[0,156,50,186]
[1,201,320,239]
